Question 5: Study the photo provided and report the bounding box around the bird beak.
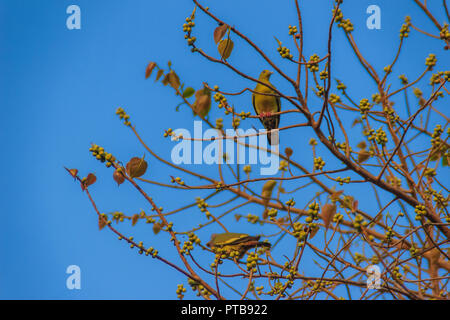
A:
[269,71,274,76]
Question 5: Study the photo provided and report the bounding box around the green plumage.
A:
[252,70,281,145]
[207,232,271,259]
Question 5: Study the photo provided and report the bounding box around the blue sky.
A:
[0,0,447,299]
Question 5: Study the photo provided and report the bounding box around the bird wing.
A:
[274,94,281,129]
[213,233,249,246]
[252,90,258,116]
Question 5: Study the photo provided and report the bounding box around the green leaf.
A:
[175,102,186,111]
[183,87,195,98]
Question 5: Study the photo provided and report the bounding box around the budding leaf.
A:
[126,156,148,178]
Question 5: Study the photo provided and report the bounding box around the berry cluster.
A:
[384,226,394,244]
[400,16,411,39]
[425,53,437,70]
[288,25,298,35]
[313,157,325,170]
[89,144,116,168]
[429,71,450,85]
[336,176,350,185]
[307,54,320,72]
[359,98,371,116]
[305,202,320,224]
[353,214,366,231]
[398,74,408,85]
[440,23,450,41]
[414,204,426,220]
[375,127,388,146]
[246,252,259,272]
[277,45,293,59]
[196,197,211,218]
[176,284,187,300]
[329,93,341,104]
[372,93,382,104]
[115,107,131,127]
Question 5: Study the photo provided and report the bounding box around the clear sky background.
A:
[0,0,447,299]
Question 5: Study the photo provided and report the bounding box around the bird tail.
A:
[267,130,280,145]
[256,241,271,248]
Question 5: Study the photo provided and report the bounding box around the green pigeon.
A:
[252,70,281,145]
[206,232,271,259]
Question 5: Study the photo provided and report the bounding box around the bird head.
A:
[259,70,274,81]
[206,233,218,248]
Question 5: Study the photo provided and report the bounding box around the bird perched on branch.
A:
[252,70,281,145]
[206,232,271,259]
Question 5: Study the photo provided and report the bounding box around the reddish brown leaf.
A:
[309,226,319,239]
[126,156,148,178]
[321,203,337,230]
[357,150,370,163]
[356,141,367,149]
[153,222,162,235]
[155,69,164,82]
[131,214,139,226]
[113,168,125,186]
[145,62,157,79]
[65,167,78,178]
[167,70,180,90]
[213,24,228,44]
[285,147,293,157]
[352,200,359,213]
[330,190,344,202]
[98,215,107,230]
[85,173,97,187]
